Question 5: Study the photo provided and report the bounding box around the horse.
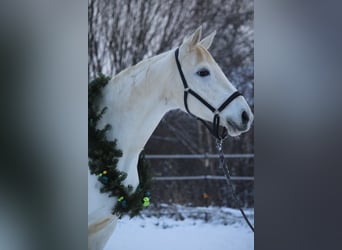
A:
[88,26,254,250]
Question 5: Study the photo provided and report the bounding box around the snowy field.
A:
[105,205,254,250]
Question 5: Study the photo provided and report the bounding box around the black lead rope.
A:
[175,47,254,232]
[216,140,255,232]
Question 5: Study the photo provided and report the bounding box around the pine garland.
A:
[88,74,152,218]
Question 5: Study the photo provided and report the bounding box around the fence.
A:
[146,153,254,181]
[146,153,254,159]
[145,153,254,207]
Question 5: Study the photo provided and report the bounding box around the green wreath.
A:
[88,74,152,218]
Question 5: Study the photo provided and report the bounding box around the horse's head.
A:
[175,27,253,137]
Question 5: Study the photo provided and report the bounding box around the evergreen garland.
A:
[88,74,152,218]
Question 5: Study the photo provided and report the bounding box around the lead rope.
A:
[216,139,255,232]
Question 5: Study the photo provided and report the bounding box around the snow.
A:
[105,205,254,250]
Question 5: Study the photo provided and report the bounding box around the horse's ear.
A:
[182,26,202,50]
[199,30,216,50]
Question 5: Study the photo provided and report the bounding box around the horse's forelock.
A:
[193,45,215,64]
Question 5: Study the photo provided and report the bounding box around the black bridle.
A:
[174,48,242,140]
[175,47,255,232]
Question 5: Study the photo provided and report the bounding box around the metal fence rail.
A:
[153,175,254,181]
[147,154,254,182]
[145,153,254,159]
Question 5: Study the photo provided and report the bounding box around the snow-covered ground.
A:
[105,205,254,250]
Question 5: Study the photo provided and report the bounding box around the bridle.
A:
[174,48,242,140]
[175,47,255,232]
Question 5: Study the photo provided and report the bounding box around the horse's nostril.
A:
[241,111,249,125]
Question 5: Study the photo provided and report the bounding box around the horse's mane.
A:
[113,51,169,82]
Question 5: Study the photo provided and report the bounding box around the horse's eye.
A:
[197,69,210,77]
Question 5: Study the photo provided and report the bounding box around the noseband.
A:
[175,48,242,140]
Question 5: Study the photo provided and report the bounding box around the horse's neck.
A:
[98,50,178,188]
